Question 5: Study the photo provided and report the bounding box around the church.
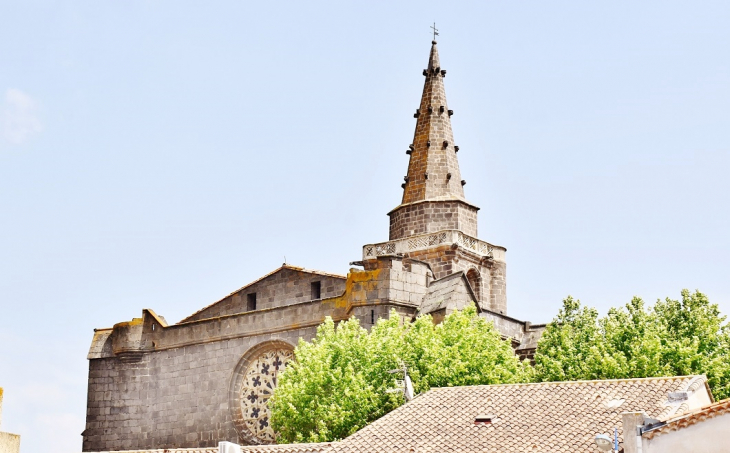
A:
[82,40,545,452]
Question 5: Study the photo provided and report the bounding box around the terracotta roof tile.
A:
[326,376,706,453]
[643,397,730,439]
[84,444,332,453]
[84,449,217,453]
[239,443,333,453]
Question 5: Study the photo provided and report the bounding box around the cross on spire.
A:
[430,22,439,41]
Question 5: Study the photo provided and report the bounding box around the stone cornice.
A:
[387,198,480,216]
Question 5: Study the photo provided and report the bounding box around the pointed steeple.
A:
[402,40,466,204]
[366,39,506,314]
[388,41,480,240]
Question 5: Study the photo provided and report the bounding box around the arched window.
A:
[466,268,482,304]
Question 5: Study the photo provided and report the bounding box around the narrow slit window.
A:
[311,281,321,300]
[247,293,257,311]
[371,310,375,325]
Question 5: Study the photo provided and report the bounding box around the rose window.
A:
[238,348,294,443]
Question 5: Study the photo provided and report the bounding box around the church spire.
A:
[388,40,479,241]
[402,40,466,205]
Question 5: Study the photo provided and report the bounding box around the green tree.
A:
[403,305,533,391]
[653,290,730,398]
[270,306,531,443]
[534,290,730,400]
[530,296,606,381]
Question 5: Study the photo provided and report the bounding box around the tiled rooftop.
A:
[84,449,217,453]
[239,442,333,453]
[83,444,333,453]
[326,376,707,453]
[644,397,730,439]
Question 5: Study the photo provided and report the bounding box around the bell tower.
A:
[363,40,507,315]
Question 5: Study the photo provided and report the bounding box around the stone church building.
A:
[82,41,545,452]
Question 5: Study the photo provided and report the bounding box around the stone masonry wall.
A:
[388,201,478,240]
[85,257,503,451]
[183,268,346,323]
[84,327,316,452]
[350,258,431,328]
[487,260,507,315]
[84,262,434,452]
[405,245,506,314]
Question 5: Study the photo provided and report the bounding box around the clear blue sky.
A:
[1,1,728,452]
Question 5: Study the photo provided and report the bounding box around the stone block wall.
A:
[487,260,507,315]
[358,259,430,307]
[83,252,516,452]
[388,200,478,240]
[182,267,346,323]
[84,327,316,452]
[84,261,436,452]
[405,245,506,314]
[350,258,432,327]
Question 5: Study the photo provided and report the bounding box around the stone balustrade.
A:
[363,230,505,261]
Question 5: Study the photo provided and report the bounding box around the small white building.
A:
[622,397,730,453]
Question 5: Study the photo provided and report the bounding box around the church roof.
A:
[324,376,710,453]
[417,270,478,316]
[178,264,346,324]
[397,40,472,209]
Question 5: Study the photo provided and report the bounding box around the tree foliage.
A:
[270,306,532,443]
[272,290,730,444]
[534,290,730,400]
